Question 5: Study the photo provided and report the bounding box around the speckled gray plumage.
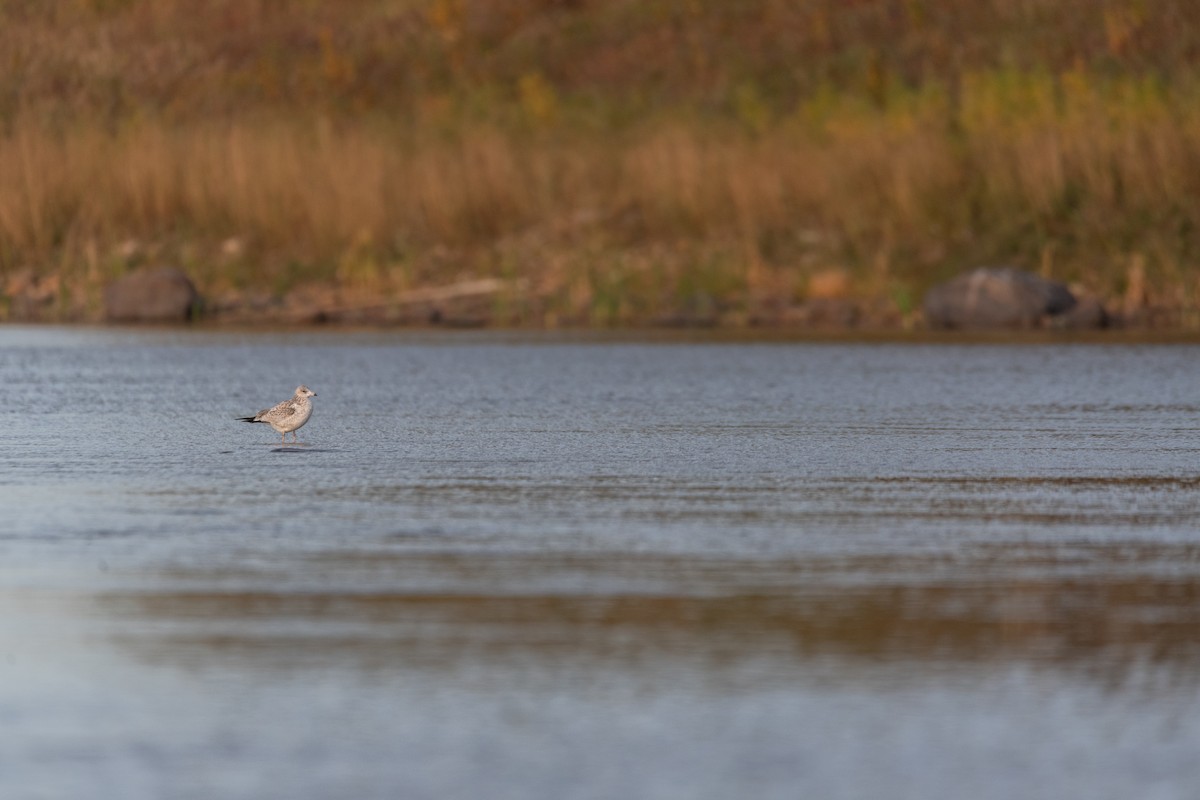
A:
[238,385,316,443]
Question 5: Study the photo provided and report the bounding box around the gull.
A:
[237,385,317,444]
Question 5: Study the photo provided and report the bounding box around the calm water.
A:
[1,326,1199,799]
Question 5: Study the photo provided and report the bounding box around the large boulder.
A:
[105,267,200,323]
[922,267,1101,329]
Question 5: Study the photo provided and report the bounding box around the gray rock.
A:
[105,267,200,323]
[923,268,1085,329]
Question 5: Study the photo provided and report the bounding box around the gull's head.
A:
[296,385,316,398]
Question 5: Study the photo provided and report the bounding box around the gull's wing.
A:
[258,399,299,422]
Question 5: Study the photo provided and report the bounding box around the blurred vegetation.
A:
[1,0,1199,323]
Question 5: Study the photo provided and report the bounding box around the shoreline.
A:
[7,318,1200,346]
[6,264,1196,337]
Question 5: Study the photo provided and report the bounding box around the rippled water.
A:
[2,327,1199,799]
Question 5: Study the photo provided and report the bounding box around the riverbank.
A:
[2,1,1198,329]
[4,267,1195,333]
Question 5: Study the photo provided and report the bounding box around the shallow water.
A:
[2,327,1199,799]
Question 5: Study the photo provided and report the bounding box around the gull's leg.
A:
[280,431,286,445]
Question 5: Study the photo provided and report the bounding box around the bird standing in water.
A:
[237,385,317,444]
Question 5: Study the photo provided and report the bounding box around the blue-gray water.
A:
[2,326,1199,799]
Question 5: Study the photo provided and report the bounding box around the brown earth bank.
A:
[3,263,1194,333]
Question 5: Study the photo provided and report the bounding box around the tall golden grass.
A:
[3,0,1200,323]
[4,65,1199,322]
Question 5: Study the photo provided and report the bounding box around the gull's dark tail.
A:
[236,416,263,423]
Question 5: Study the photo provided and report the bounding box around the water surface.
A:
[2,327,1199,799]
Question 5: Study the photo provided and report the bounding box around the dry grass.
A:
[2,0,1200,323]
